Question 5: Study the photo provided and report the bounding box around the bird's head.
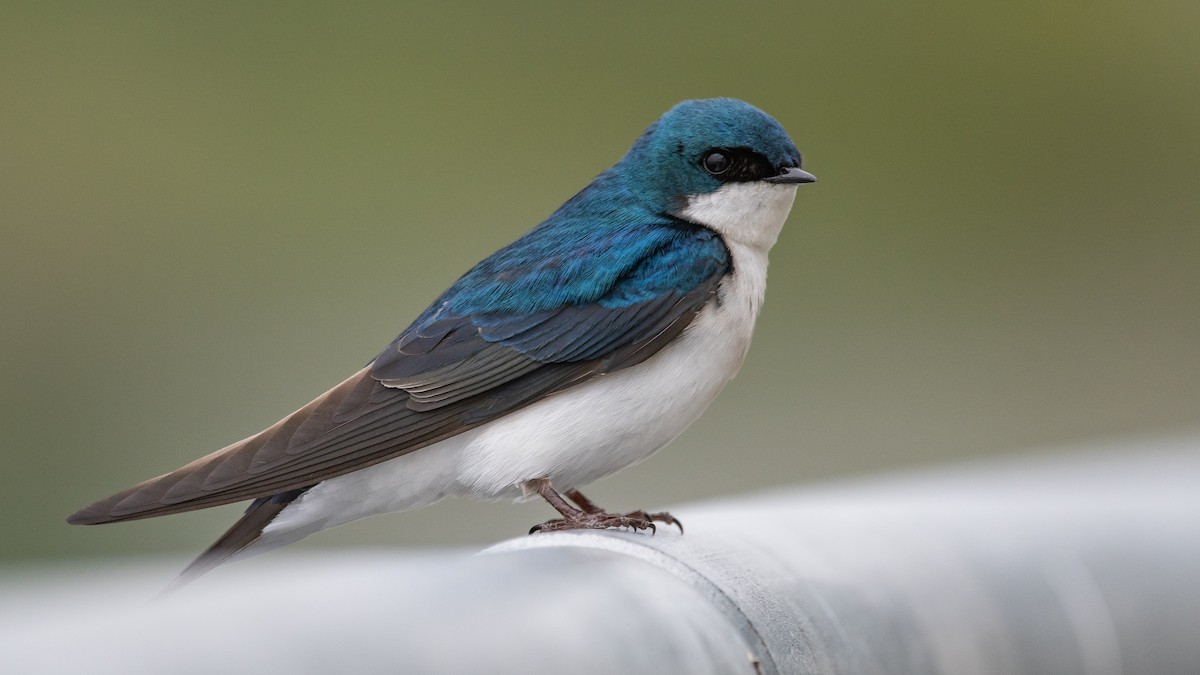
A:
[617,98,814,250]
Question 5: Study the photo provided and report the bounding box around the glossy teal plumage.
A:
[619,98,802,208]
[377,98,804,374]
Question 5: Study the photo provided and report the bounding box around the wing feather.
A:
[68,220,730,525]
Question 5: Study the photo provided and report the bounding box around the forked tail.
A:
[161,487,309,595]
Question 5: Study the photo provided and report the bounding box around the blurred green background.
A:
[2,2,1197,563]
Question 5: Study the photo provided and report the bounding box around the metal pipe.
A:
[3,436,1199,674]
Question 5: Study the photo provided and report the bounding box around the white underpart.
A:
[260,182,799,550]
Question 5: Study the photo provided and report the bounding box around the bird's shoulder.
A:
[370,184,731,405]
[435,177,730,318]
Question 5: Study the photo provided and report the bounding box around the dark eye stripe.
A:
[698,147,779,183]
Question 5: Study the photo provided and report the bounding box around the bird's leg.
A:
[564,488,603,513]
[527,480,653,534]
[523,479,683,534]
[567,487,683,533]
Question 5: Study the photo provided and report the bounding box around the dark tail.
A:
[161,487,310,595]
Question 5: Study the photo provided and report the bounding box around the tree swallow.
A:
[68,98,815,585]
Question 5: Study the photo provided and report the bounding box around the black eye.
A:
[701,150,731,176]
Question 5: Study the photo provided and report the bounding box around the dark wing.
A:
[68,220,729,525]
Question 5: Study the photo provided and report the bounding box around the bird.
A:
[68,97,815,587]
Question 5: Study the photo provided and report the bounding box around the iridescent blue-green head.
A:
[616,98,814,214]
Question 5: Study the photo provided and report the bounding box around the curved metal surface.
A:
[2,435,1199,674]
[496,436,1200,674]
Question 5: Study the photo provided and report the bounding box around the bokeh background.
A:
[2,2,1197,564]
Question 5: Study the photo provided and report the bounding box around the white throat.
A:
[678,182,798,253]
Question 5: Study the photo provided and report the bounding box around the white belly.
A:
[454,273,760,499]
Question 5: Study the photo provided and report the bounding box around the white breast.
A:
[263,182,799,543]
[453,249,761,498]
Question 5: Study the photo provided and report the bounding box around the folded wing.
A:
[68,220,729,524]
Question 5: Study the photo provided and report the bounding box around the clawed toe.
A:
[621,509,683,534]
[524,482,684,537]
[528,509,683,535]
[647,511,684,534]
[530,520,561,534]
